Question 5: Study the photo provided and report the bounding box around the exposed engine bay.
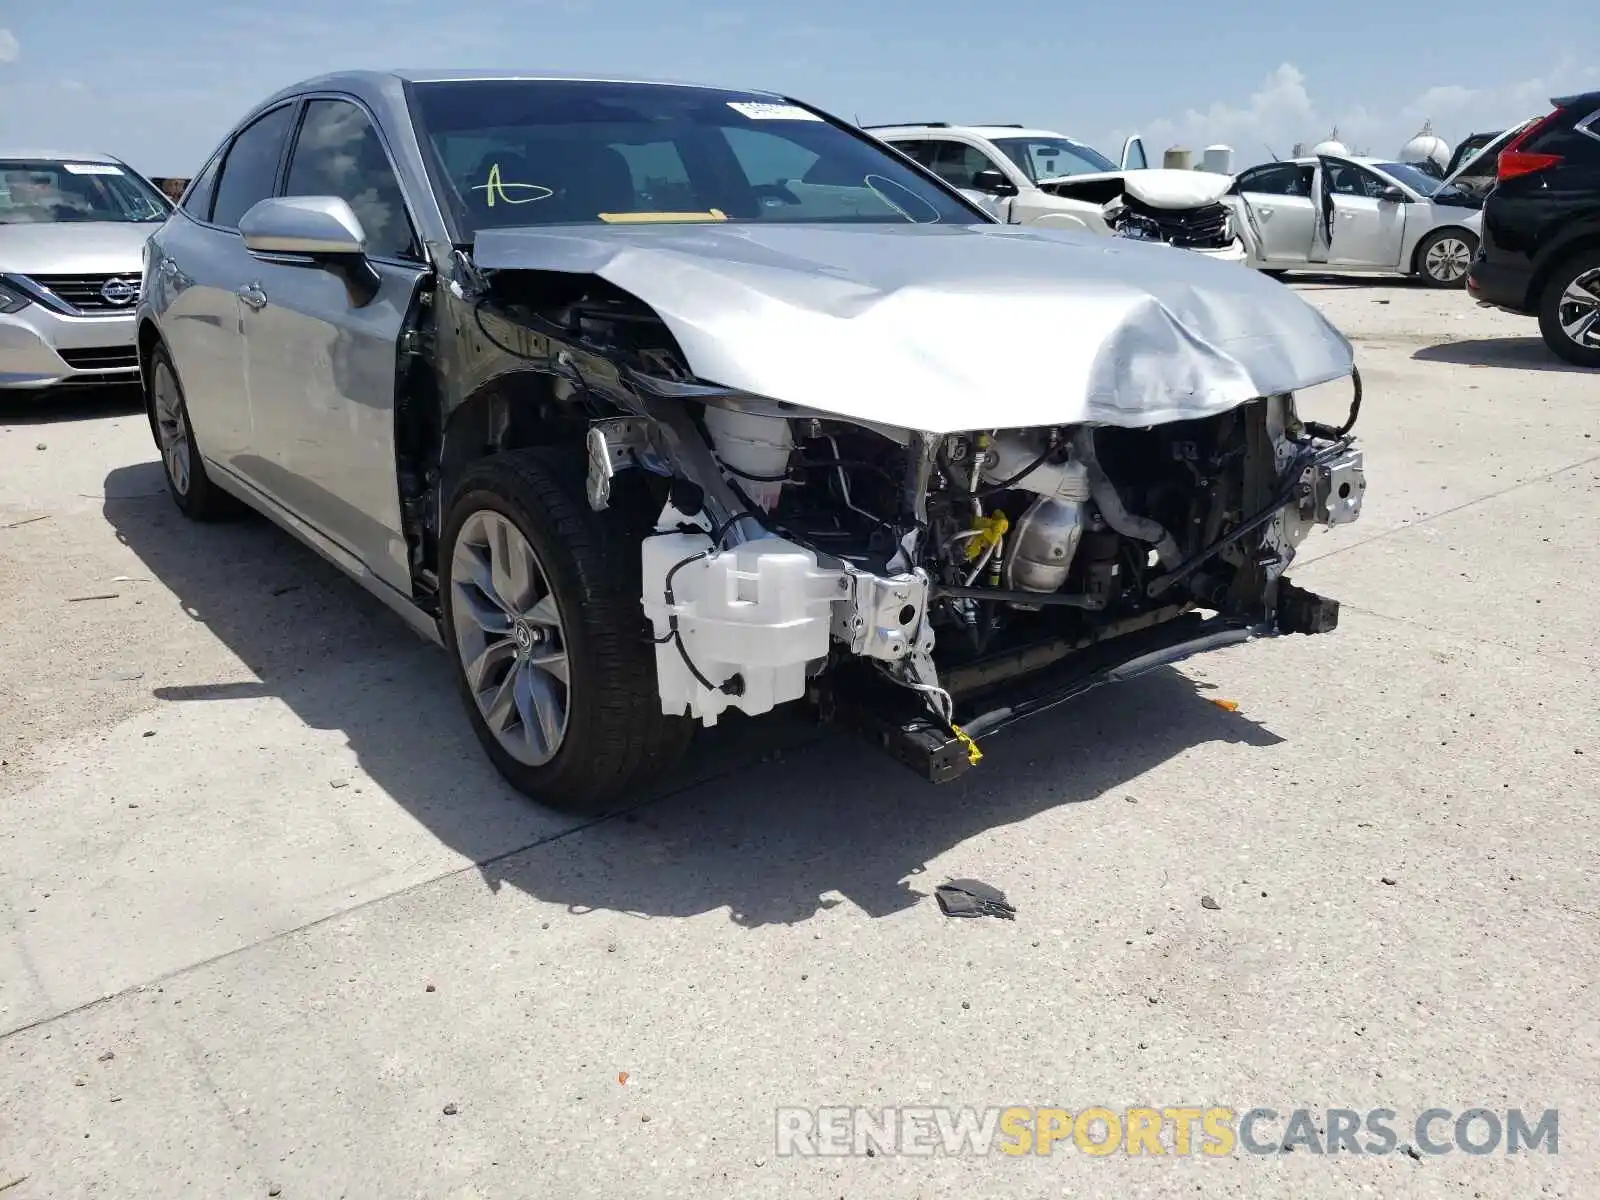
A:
[463,267,1366,782]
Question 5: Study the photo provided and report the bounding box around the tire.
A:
[1414,228,1477,288]
[439,446,692,814]
[1535,250,1600,369]
[145,343,241,520]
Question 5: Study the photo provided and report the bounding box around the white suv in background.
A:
[869,123,1245,263]
[0,151,171,393]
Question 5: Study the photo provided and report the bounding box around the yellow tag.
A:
[597,209,728,223]
[963,511,1010,561]
[951,724,984,766]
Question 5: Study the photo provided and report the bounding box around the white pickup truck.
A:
[869,123,1246,263]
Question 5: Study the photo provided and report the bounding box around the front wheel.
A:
[145,342,239,520]
[1535,251,1600,368]
[1415,229,1476,287]
[440,447,692,813]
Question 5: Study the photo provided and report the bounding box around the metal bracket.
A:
[585,417,654,511]
[833,567,933,664]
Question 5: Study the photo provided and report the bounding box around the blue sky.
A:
[1,0,1596,176]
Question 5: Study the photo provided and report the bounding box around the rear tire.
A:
[1535,250,1600,368]
[1414,229,1476,287]
[440,447,692,814]
[145,343,240,520]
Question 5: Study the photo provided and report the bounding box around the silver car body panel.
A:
[473,221,1354,433]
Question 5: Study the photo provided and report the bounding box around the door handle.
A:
[1258,207,1273,219]
[237,282,268,311]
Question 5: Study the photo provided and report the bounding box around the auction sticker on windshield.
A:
[64,163,124,175]
[727,101,822,121]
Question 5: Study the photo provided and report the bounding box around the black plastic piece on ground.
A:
[1276,582,1340,635]
[936,878,1017,919]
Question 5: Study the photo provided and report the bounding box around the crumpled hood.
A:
[473,221,1353,434]
[0,222,153,277]
[1039,169,1235,209]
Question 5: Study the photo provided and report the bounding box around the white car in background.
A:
[868,123,1246,262]
[1224,153,1487,286]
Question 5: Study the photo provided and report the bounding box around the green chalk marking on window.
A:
[471,163,553,207]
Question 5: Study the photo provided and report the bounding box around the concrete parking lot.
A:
[1,279,1595,1199]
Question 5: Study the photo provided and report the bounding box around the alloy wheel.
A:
[151,361,192,497]
[449,509,571,767]
[1424,236,1471,284]
[1556,268,1600,350]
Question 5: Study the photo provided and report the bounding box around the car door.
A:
[1120,135,1149,170]
[925,139,1019,220]
[1228,162,1318,264]
[238,96,429,594]
[153,104,298,473]
[1319,156,1409,269]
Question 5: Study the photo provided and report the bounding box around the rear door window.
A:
[182,154,222,222]
[212,104,296,229]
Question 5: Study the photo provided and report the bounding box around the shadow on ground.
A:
[1283,273,1425,290]
[1412,336,1594,374]
[103,461,1283,927]
[0,384,143,425]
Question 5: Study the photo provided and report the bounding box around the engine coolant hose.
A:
[1070,428,1182,569]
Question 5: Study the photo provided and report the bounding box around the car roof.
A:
[259,68,773,107]
[0,149,123,164]
[1554,89,1600,110]
[870,124,1068,140]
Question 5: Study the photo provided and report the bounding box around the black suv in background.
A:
[1467,90,1600,367]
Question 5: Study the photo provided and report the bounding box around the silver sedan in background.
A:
[0,151,171,390]
[1225,153,1485,286]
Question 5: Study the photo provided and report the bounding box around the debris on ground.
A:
[66,593,120,603]
[935,879,1016,920]
[1209,698,1240,712]
[425,984,436,993]
[0,514,49,530]
[442,1103,458,1116]
[97,1051,115,1062]
[1381,877,1398,886]
[618,1072,628,1085]
[1201,895,1221,911]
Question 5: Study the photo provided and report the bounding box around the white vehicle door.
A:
[1227,162,1318,264]
[922,138,1022,221]
[1120,135,1149,170]
[1319,156,1409,269]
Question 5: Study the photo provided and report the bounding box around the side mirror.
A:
[239,196,380,305]
[971,169,1019,197]
[240,195,367,257]
[1377,186,1407,204]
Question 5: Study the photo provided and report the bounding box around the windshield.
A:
[0,159,170,225]
[991,137,1117,183]
[1373,161,1444,197]
[409,80,984,237]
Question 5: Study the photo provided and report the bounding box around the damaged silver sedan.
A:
[135,70,1366,811]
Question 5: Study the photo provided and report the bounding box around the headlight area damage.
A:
[451,226,1365,783]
